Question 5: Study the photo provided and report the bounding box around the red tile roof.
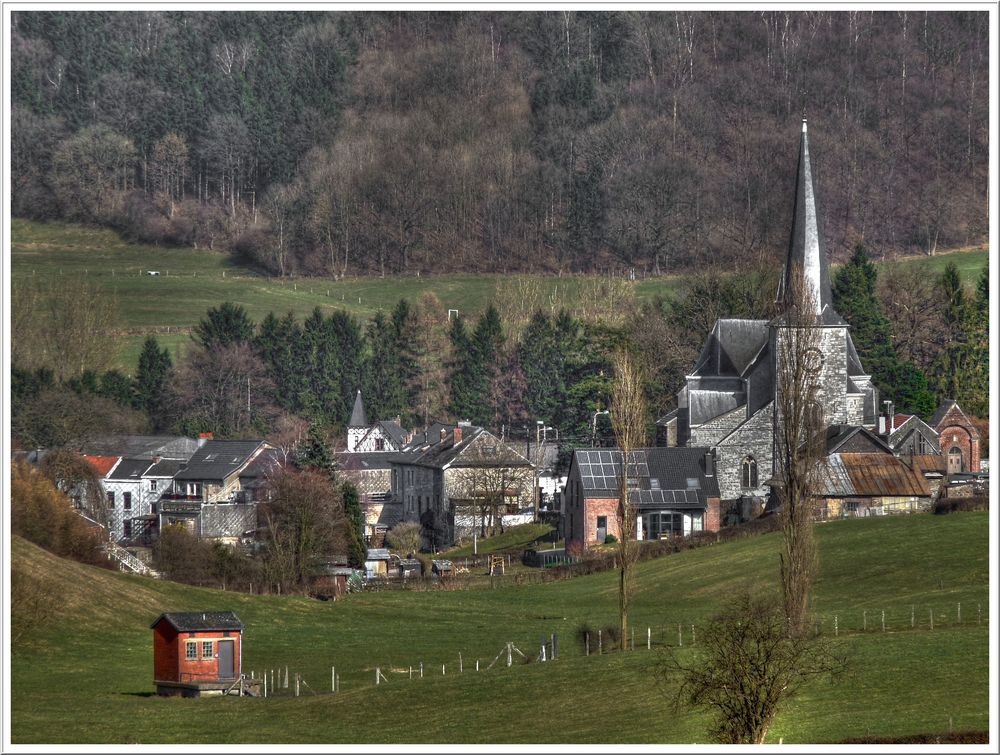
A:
[83,454,120,477]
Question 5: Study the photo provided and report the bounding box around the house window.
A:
[742,457,758,489]
[918,435,928,454]
[150,479,158,491]
[185,641,198,660]
[375,438,385,451]
[107,491,115,506]
[123,520,132,538]
[123,492,132,511]
[202,641,214,659]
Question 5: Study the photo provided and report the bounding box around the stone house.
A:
[562,447,721,548]
[390,422,534,548]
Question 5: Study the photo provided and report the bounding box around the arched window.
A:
[742,456,759,489]
[948,446,964,475]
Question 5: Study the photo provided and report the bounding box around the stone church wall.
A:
[690,405,747,447]
[715,403,775,501]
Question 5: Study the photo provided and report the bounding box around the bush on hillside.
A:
[933,496,989,515]
[10,461,106,566]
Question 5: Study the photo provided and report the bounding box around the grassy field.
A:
[10,512,989,744]
[10,219,989,372]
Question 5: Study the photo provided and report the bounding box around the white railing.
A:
[106,540,159,577]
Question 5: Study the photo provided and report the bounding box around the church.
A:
[660,119,880,505]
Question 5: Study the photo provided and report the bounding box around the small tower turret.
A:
[347,390,368,452]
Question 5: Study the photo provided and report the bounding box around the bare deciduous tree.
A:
[667,591,845,744]
[610,347,648,648]
[773,277,825,637]
[386,521,423,557]
[448,434,534,538]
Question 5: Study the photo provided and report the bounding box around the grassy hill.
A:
[10,512,989,744]
[10,219,989,372]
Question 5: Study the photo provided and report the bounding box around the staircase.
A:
[106,540,160,578]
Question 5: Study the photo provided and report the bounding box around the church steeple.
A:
[778,118,835,320]
[349,390,367,427]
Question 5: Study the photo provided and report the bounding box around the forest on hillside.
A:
[11,11,989,276]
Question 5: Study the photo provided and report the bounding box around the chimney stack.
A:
[704,450,715,477]
[197,432,213,448]
[453,426,463,444]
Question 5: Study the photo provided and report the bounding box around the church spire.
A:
[349,390,367,428]
[778,118,833,318]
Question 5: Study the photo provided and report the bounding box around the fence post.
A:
[420,662,424,678]
[552,633,557,660]
[911,605,915,628]
[507,643,512,668]
[332,667,335,692]
[834,615,838,636]
[476,660,480,671]
[930,608,934,630]
[647,627,651,650]
[284,667,289,688]
[978,603,982,625]
[863,610,867,631]
[677,623,682,647]
[376,667,380,685]
[586,633,590,657]
[442,664,446,675]
[691,624,696,646]
[264,672,267,698]
[409,666,412,680]
[958,602,962,624]
[598,630,602,655]
[881,610,885,632]
[459,652,463,673]
[631,627,635,651]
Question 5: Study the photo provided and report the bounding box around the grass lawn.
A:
[10,512,989,744]
[10,219,988,372]
[440,523,557,558]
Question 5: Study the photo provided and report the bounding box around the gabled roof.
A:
[887,415,938,449]
[823,425,893,455]
[150,611,243,632]
[930,400,980,438]
[146,458,186,478]
[349,391,367,427]
[376,420,408,448]
[691,319,769,378]
[107,458,155,480]
[336,451,399,471]
[83,455,120,477]
[173,440,269,482]
[239,447,284,481]
[396,426,532,470]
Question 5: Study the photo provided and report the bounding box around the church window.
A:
[742,457,758,489]
[917,434,928,454]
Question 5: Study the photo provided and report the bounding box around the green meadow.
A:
[11,512,989,744]
[10,219,987,373]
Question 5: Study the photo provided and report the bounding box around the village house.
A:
[157,439,275,543]
[390,421,534,549]
[562,447,721,548]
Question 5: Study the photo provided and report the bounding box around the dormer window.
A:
[375,438,385,451]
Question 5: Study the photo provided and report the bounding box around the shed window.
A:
[123,492,132,511]
[185,641,198,660]
[202,641,214,659]
[742,457,758,489]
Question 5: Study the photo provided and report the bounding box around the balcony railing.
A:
[159,492,203,502]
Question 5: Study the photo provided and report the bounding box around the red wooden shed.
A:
[151,611,243,696]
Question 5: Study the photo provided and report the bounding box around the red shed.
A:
[151,611,243,696]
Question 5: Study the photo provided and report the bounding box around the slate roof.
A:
[337,451,399,471]
[349,391,367,427]
[173,440,267,482]
[366,548,391,561]
[570,447,719,507]
[375,420,408,448]
[151,611,243,632]
[691,319,769,378]
[146,459,186,478]
[81,435,199,460]
[816,453,931,498]
[239,447,284,481]
[107,458,155,480]
[823,425,893,455]
[396,426,532,470]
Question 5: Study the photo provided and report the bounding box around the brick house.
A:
[151,611,243,696]
[930,399,982,474]
[563,447,721,548]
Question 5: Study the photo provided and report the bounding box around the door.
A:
[596,516,607,543]
[218,639,235,679]
[948,446,964,475]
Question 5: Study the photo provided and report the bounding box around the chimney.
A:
[878,416,886,435]
[439,428,447,442]
[888,401,895,433]
[704,450,715,477]
[197,432,213,448]
[453,426,463,445]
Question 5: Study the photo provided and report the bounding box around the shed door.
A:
[218,639,235,678]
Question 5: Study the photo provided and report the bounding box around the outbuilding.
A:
[151,611,243,696]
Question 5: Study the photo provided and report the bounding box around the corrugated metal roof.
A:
[817,453,930,497]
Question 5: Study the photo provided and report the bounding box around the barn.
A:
[151,611,243,696]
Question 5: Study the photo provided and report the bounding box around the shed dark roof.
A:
[107,458,155,480]
[151,611,243,632]
[173,440,267,482]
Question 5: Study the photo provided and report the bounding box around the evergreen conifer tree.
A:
[342,481,367,568]
[192,302,255,350]
[367,310,407,421]
[135,336,173,430]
